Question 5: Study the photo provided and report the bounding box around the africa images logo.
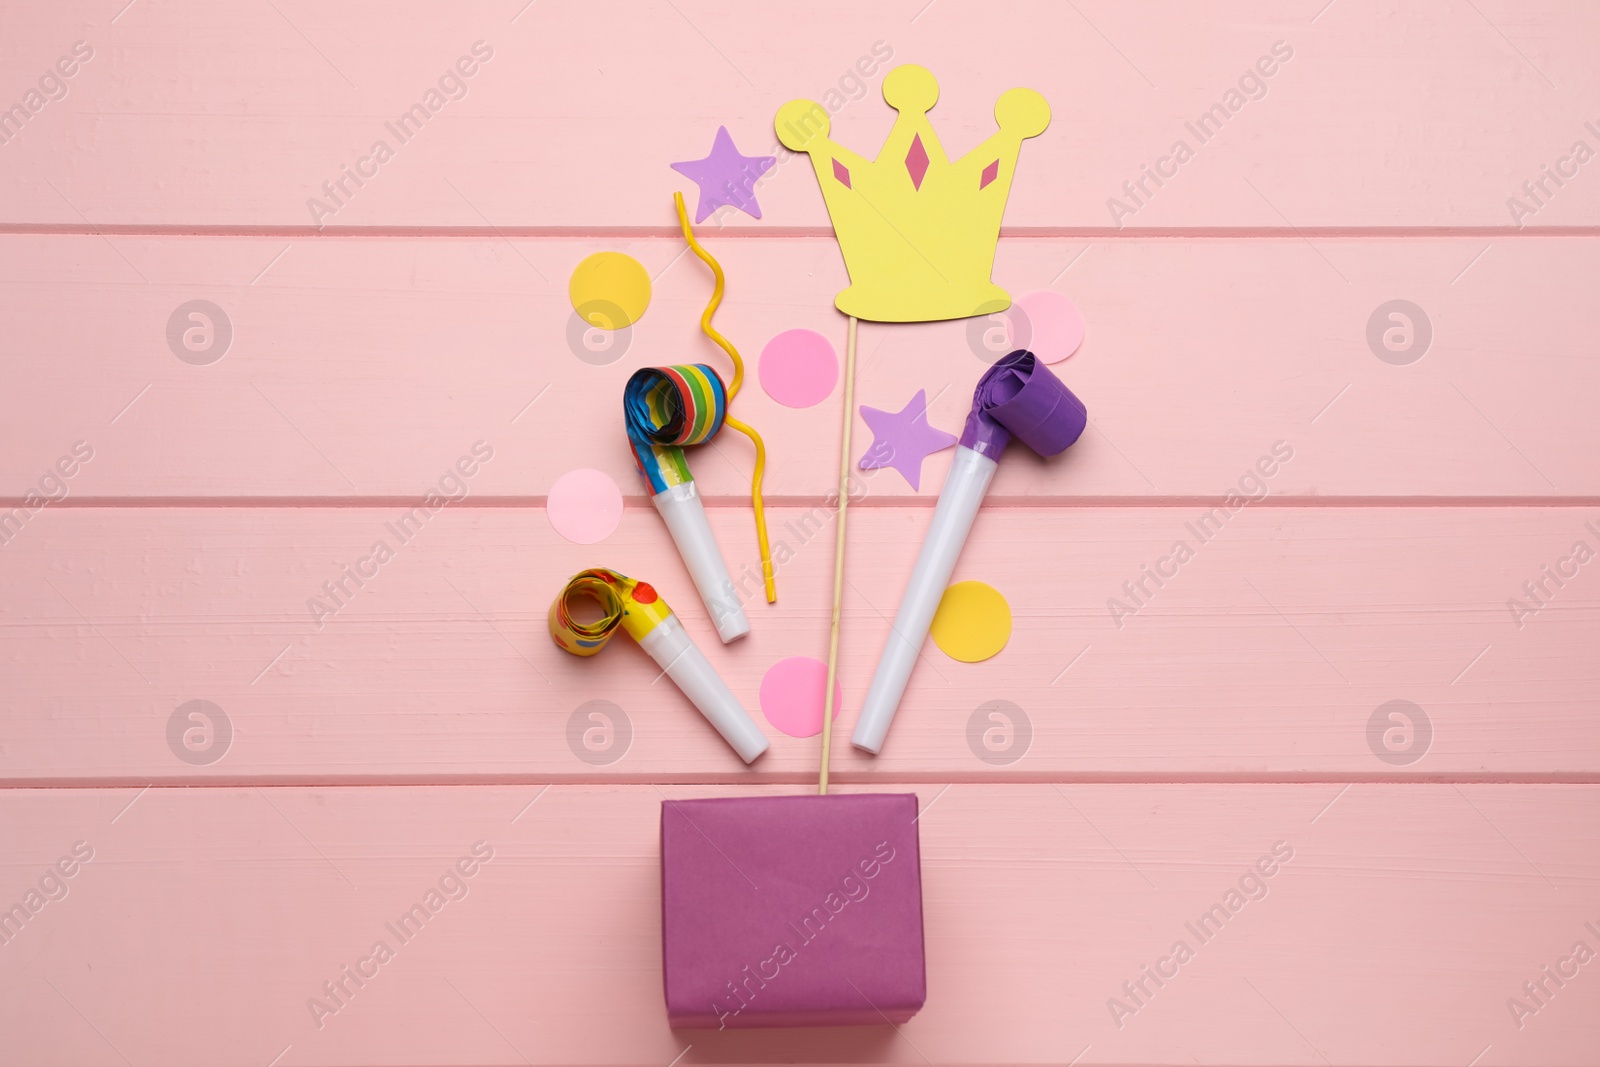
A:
[710,841,898,1029]
[307,841,494,1029]
[1107,841,1294,1028]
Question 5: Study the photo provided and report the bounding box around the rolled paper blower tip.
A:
[960,349,1088,461]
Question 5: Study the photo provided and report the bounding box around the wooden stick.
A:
[818,315,858,795]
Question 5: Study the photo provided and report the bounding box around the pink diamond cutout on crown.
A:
[833,158,851,188]
[979,159,999,190]
[905,134,929,190]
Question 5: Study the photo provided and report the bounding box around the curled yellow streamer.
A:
[673,190,777,603]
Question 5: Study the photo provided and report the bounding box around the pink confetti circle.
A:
[1007,290,1085,365]
[546,467,624,545]
[758,329,839,408]
[759,656,843,738]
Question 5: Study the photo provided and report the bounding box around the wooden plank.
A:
[3,505,1595,783]
[1,235,1594,503]
[3,1,1598,230]
[0,783,1595,1066]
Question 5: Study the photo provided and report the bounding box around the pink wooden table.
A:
[3,2,1598,1064]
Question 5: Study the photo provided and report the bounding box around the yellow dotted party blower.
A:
[549,568,768,763]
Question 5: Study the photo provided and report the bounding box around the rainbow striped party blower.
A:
[621,192,779,645]
[624,363,752,643]
[550,568,768,763]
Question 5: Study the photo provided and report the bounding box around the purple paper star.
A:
[671,126,776,223]
[858,390,958,491]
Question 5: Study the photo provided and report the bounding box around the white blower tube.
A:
[651,482,751,644]
[637,614,769,763]
[852,445,1000,754]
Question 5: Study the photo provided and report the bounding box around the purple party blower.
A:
[852,351,1086,754]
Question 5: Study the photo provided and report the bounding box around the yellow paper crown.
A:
[776,65,1050,324]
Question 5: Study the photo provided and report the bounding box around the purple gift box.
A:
[660,793,927,1028]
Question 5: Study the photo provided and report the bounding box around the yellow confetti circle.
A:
[929,581,1012,662]
[568,252,652,330]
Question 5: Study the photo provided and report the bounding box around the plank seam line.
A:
[17,496,1600,509]
[5,225,1600,239]
[4,774,1599,790]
